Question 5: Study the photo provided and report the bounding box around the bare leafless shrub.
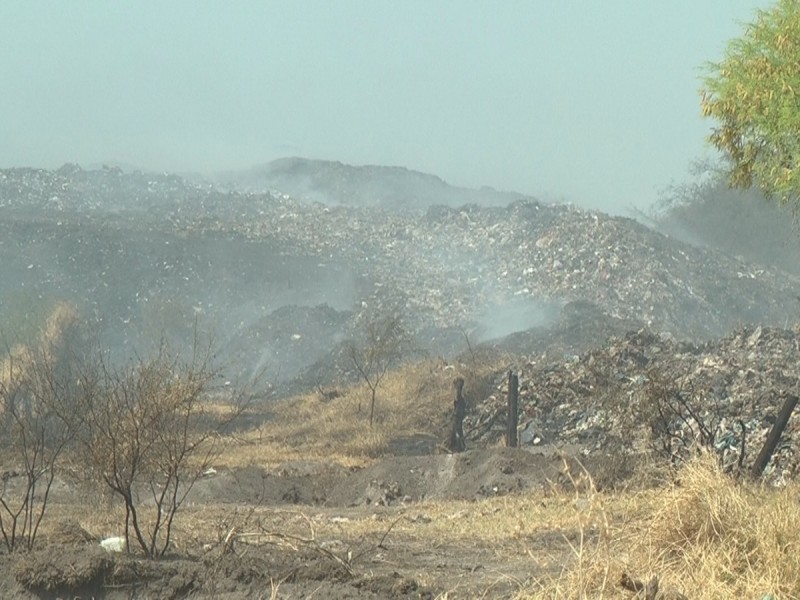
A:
[0,303,83,552]
[346,309,415,427]
[631,369,725,467]
[62,336,246,559]
[653,161,800,276]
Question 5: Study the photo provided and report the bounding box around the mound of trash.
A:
[468,324,800,484]
[3,163,800,395]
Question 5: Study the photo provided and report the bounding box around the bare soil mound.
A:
[188,462,353,506]
[187,447,630,510]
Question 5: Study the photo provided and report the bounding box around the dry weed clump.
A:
[523,459,620,600]
[525,451,800,599]
[0,300,78,393]
[640,451,800,598]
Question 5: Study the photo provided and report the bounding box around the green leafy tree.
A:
[701,0,800,205]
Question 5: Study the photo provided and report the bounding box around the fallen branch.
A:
[254,512,406,577]
[255,525,355,576]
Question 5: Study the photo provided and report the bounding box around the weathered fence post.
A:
[751,393,798,480]
[449,377,467,453]
[506,370,519,448]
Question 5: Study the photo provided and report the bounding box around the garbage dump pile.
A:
[3,164,800,391]
[212,156,526,209]
[469,325,800,485]
[0,163,225,219]
[230,197,800,340]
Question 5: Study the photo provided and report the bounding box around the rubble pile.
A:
[4,164,800,340]
[227,199,800,339]
[3,163,800,396]
[468,325,800,483]
[0,164,223,218]
[224,303,354,384]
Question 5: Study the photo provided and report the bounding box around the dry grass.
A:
[220,357,506,468]
[633,452,800,598]
[515,451,800,599]
[0,300,78,392]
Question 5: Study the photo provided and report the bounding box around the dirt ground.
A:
[0,446,622,599]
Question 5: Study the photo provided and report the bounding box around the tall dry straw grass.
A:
[223,360,453,467]
[222,354,508,468]
[642,452,800,598]
[526,451,800,599]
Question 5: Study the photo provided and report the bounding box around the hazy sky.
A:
[0,1,769,214]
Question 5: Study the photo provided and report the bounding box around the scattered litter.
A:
[100,536,127,553]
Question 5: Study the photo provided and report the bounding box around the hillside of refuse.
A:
[2,162,800,394]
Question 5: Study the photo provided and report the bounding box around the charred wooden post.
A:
[751,393,798,479]
[506,371,519,447]
[449,377,467,453]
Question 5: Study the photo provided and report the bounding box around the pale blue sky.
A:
[0,1,768,213]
